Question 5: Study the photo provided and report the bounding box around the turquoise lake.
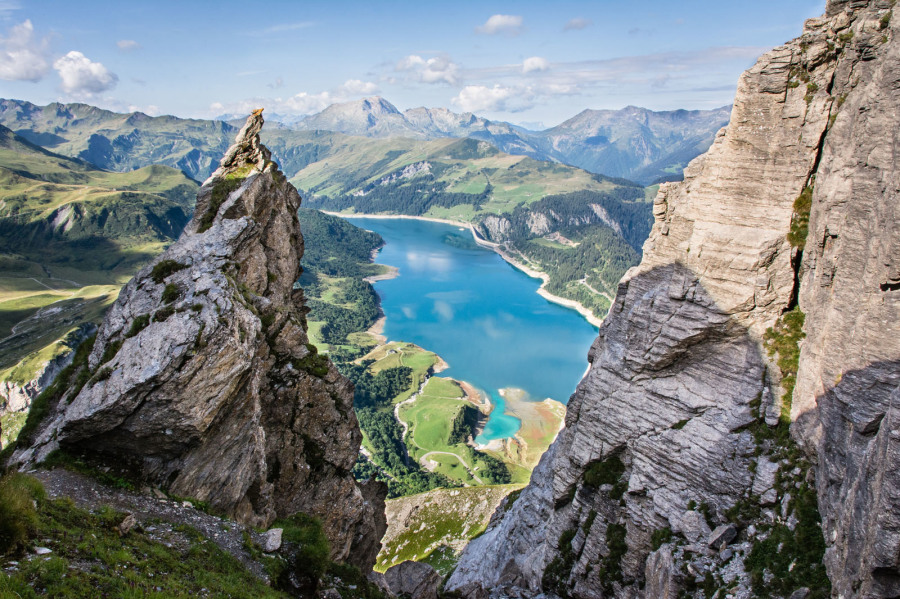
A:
[346,217,599,442]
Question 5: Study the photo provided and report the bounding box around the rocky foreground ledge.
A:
[12,111,386,571]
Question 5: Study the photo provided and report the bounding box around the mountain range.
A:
[246,97,732,185]
[1,96,729,186]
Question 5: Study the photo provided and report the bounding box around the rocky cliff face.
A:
[14,112,386,571]
[448,1,899,597]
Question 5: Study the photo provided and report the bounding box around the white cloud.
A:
[452,84,533,113]
[461,46,766,101]
[209,79,380,117]
[475,14,522,35]
[564,17,592,31]
[522,56,549,73]
[338,79,379,95]
[0,20,50,82]
[53,51,118,96]
[116,39,140,51]
[128,103,159,116]
[396,54,459,85]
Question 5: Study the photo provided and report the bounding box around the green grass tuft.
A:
[0,491,288,598]
[583,455,626,489]
[0,473,45,556]
[764,307,806,421]
[650,526,673,551]
[125,314,151,338]
[150,259,188,284]
[293,344,330,378]
[198,176,245,233]
[162,283,181,304]
[787,186,813,248]
[272,513,330,595]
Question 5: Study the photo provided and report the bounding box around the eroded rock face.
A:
[792,2,900,595]
[448,1,899,597]
[17,112,386,570]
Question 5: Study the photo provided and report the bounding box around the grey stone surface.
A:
[263,528,282,553]
[675,511,711,545]
[448,1,899,597]
[707,524,737,550]
[752,458,779,497]
[790,2,900,597]
[383,561,441,599]
[15,111,386,571]
[643,544,679,599]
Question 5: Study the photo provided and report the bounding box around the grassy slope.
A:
[0,100,235,182]
[377,484,522,574]
[0,493,288,599]
[0,125,199,445]
[290,135,623,217]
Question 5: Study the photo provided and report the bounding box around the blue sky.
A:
[0,0,824,127]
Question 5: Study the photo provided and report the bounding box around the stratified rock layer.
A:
[793,2,900,596]
[17,112,386,570]
[448,1,899,597]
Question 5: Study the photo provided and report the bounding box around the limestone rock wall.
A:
[447,1,899,597]
[793,2,900,596]
[14,112,386,571]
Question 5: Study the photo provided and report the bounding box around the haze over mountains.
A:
[247,97,732,185]
[0,96,730,186]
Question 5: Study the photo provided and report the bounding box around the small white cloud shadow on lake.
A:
[476,316,511,340]
[406,250,454,277]
[433,300,454,322]
[401,306,416,319]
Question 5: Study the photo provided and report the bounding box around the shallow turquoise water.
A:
[346,217,598,442]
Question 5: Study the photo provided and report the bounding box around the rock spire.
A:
[16,111,386,570]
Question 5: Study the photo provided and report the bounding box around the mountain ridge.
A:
[274,96,731,185]
[1,96,729,185]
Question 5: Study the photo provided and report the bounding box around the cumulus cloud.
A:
[522,56,549,73]
[475,14,522,35]
[564,17,592,31]
[116,39,140,51]
[53,51,118,96]
[396,54,459,85]
[339,79,379,95]
[210,78,380,117]
[128,103,159,116]
[452,84,533,113]
[0,20,50,82]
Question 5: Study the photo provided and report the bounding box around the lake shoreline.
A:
[328,211,604,329]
